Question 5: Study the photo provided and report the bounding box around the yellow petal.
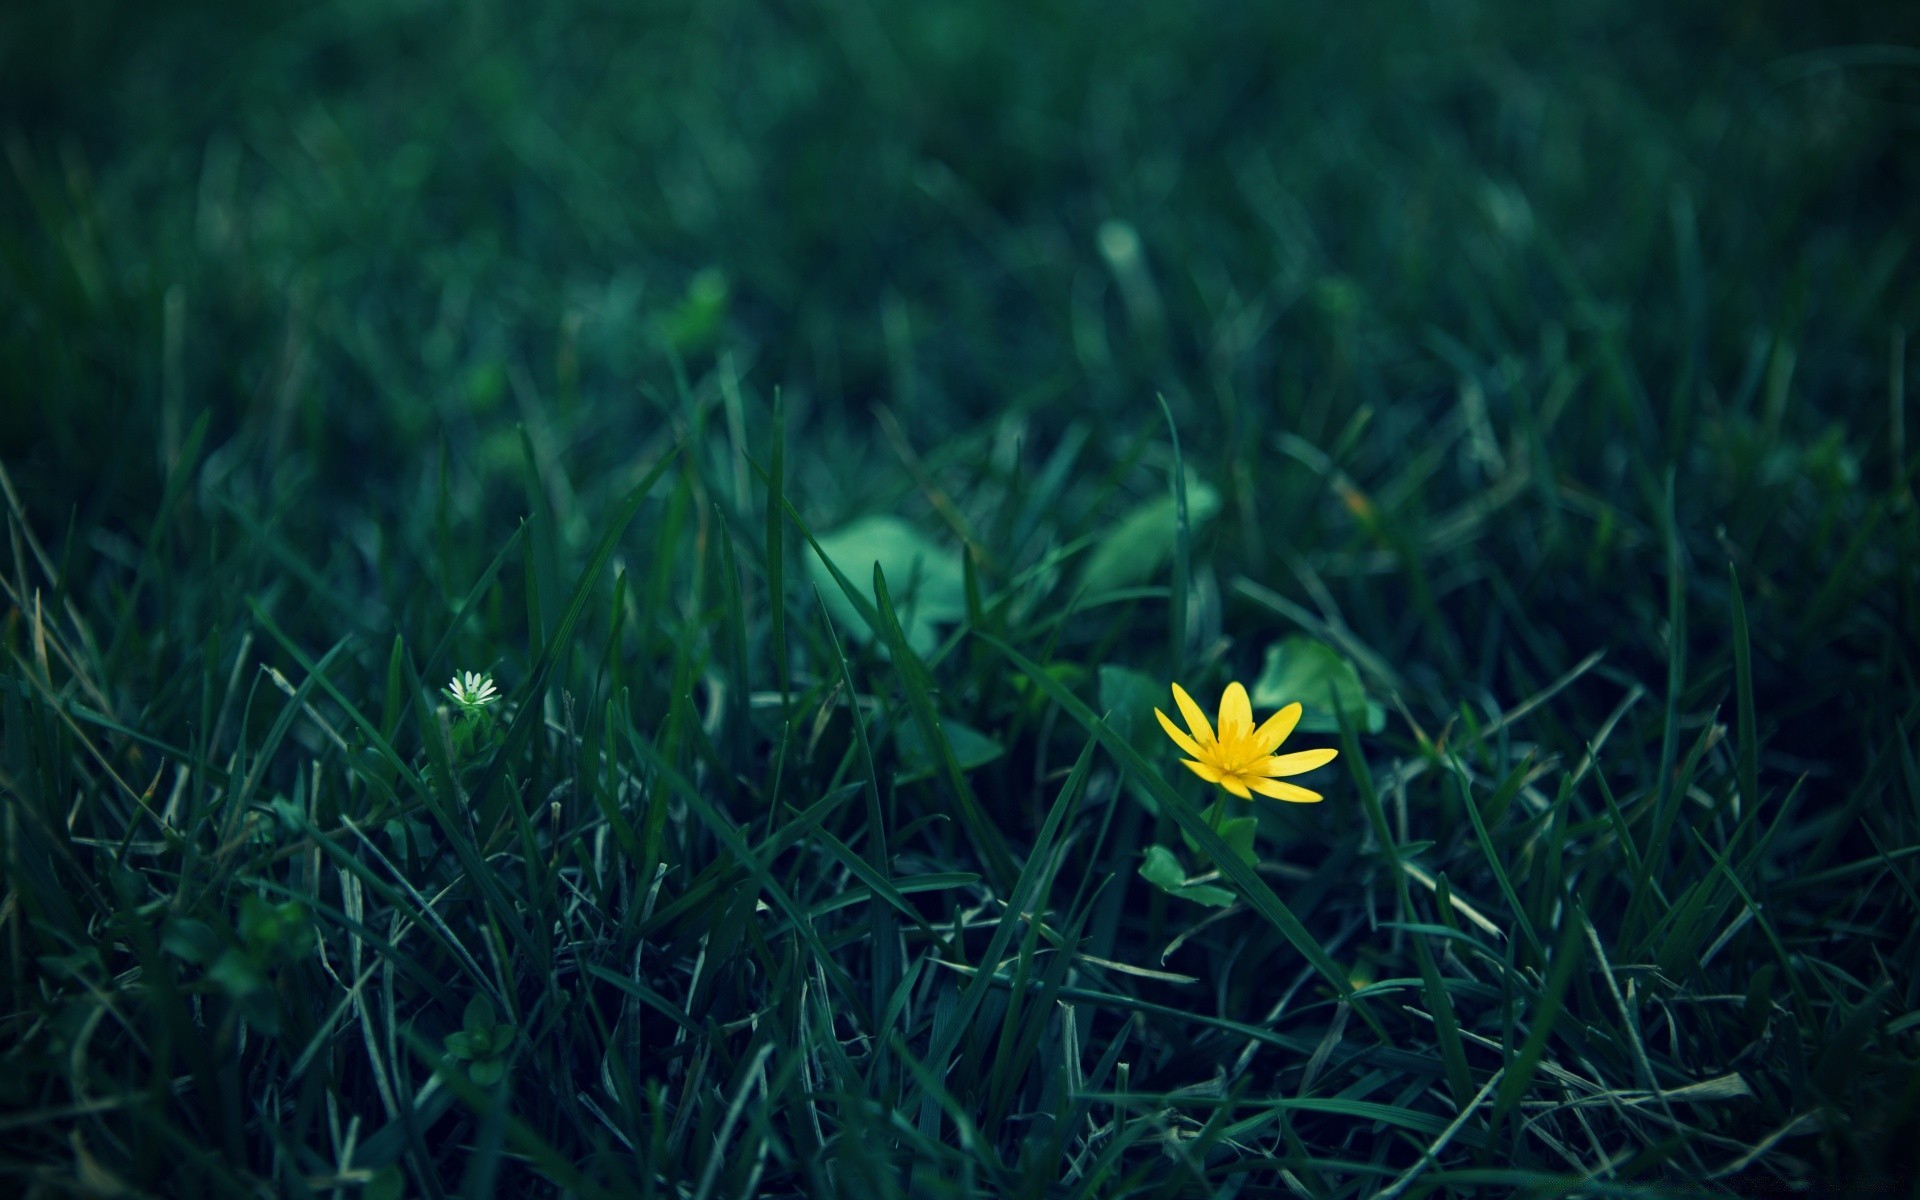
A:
[1218,774,1253,800]
[1247,777,1323,803]
[1170,683,1216,748]
[1155,707,1207,760]
[1252,748,1340,777]
[1180,758,1224,783]
[1217,682,1253,741]
[1250,702,1302,754]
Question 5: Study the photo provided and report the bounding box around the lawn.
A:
[3,1,1918,1196]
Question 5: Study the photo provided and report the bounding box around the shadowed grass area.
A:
[3,1,1917,1196]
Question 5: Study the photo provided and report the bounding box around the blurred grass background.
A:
[3,0,1918,1196]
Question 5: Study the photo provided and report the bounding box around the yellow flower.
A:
[1155,681,1339,803]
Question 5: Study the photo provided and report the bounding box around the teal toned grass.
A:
[4,1,1919,1197]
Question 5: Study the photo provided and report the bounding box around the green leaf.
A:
[1100,665,1169,814]
[160,918,222,965]
[896,715,1005,780]
[468,1056,505,1087]
[1173,881,1237,907]
[1251,634,1384,734]
[282,906,315,959]
[238,895,314,961]
[443,1030,476,1059]
[209,949,266,997]
[37,952,101,981]
[1097,665,1162,742]
[463,994,496,1032]
[383,816,434,857]
[1217,816,1260,866]
[1139,844,1188,890]
[1178,813,1260,867]
[661,265,730,353]
[1139,844,1237,908]
[1082,480,1220,595]
[808,515,965,655]
[269,796,304,832]
[365,1164,406,1200]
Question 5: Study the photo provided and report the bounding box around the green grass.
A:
[4,0,1919,1196]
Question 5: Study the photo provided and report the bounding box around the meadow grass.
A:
[3,1,1918,1196]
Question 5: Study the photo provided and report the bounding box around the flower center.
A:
[1214,726,1261,772]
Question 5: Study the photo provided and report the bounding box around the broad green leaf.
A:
[1139,844,1237,908]
[897,715,1005,780]
[383,815,434,857]
[808,515,964,655]
[1179,814,1261,867]
[1217,816,1260,866]
[661,265,730,353]
[161,919,222,965]
[239,895,314,960]
[1097,665,1163,741]
[209,949,266,997]
[1139,844,1188,890]
[463,994,496,1032]
[1100,664,1170,814]
[1082,480,1221,595]
[366,1165,406,1200]
[1252,634,1384,734]
[37,952,101,981]
[1012,661,1087,715]
[1174,881,1237,907]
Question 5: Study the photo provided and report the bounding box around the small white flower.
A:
[444,671,500,714]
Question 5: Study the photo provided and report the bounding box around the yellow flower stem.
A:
[1204,792,1227,835]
